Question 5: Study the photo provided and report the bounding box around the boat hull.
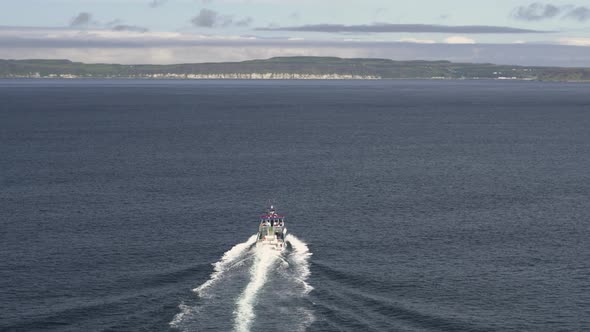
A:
[256,236,286,251]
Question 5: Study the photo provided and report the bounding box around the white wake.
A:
[170,234,314,332]
[285,234,314,295]
[192,234,257,298]
[233,246,279,332]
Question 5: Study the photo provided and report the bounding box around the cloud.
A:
[513,3,560,21]
[289,12,300,20]
[257,23,548,34]
[565,6,590,21]
[112,25,149,33]
[192,9,220,27]
[105,19,123,27]
[191,8,252,28]
[373,8,387,20]
[444,36,476,44]
[70,12,93,27]
[235,17,254,27]
[149,0,168,8]
[513,3,590,22]
[68,12,147,33]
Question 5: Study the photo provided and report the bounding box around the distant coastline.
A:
[1,56,589,82]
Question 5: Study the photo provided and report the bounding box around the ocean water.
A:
[1,79,589,332]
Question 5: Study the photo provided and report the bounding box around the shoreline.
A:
[1,76,588,83]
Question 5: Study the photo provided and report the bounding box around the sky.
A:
[1,0,590,66]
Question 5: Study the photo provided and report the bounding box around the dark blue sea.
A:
[1,79,589,332]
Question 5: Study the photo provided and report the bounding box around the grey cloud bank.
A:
[513,3,560,21]
[192,9,223,27]
[565,6,590,21]
[191,9,252,28]
[67,13,149,33]
[70,13,93,27]
[257,24,549,34]
[149,0,168,8]
[513,3,590,22]
[112,25,149,33]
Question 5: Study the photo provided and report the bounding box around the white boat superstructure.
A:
[256,205,287,251]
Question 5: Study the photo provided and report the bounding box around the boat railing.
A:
[259,225,284,231]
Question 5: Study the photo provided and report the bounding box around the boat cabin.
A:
[258,213,285,241]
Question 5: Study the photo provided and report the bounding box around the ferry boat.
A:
[257,205,287,251]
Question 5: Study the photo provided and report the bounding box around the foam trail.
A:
[171,234,314,331]
[286,234,314,294]
[193,234,257,297]
[233,246,278,332]
[169,303,195,328]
